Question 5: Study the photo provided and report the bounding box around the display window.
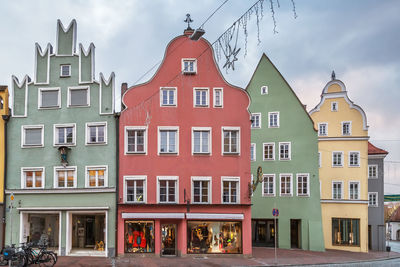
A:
[332,218,360,246]
[124,221,155,253]
[187,221,242,254]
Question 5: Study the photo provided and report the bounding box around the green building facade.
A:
[5,20,116,257]
[247,54,324,251]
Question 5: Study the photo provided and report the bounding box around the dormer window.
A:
[261,86,268,95]
[331,102,338,111]
[60,65,71,77]
[182,59,197,74]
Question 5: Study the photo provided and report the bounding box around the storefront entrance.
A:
[252,219,277,247]
[161,224,177,256]
[290,219,301,249]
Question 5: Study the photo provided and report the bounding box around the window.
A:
[318,123,328,136]
[261,86,268,95]
[124,176,146,203]
[279,142,291,160]
[60,64,71,77]
[86,166,108,187]
[221,177,239,204]
[157,176,178,203]
[68,86,89,107]
[332,218,360,246]
[263,143,275,161]
[54,124,76,146]
[54,166,76,188]
[125,126,147,154]
[297,174,309,196]
[368,192,378,207]
[251,113,261,128]
[250,143,256,161]
[160,87,177,106]
[332,152,343,167]
[22,167,44,189]
[182,59,197,74]
[349,152,360,167]
[194,88,209,107]
[22,125,44,147]
[39,88,60,109]
[268,112,279,128]
[222,127,240,154]
[332,181,343,199]
[262,174,275,197]
[86,122,107,145]
[368,165,378,178]
[124,221,154,253]
[349,182,360,200]
[331,102,338,111]
[192,177,211,204]
[342,121,351,136]
[280,174,292,196]
[192,127,211,154]
[213,88,223,107]
[158,127,179,154]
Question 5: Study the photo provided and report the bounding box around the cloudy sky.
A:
[0,0,399,193]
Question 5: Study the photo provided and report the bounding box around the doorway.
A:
[70,214,105,255]
[252,219,277,247]
[290,219,301,249]
[368,225,371,250]
[161,224,177,256]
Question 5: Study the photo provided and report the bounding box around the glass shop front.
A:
[124,221,155,253]
[187,221,242,254]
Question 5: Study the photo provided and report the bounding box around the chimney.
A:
[121,83,128,97]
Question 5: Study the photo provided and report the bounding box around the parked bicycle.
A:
[0,244,27,267]
[22,242,57,267]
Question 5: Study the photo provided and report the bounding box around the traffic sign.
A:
[10,193,14,201]
[272,208,279,217]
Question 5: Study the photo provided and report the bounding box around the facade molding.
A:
[5,188,116,194]
[318,136,370,141]
[320,199,368,204]
[121,212,185,219]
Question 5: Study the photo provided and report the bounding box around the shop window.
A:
[124,221,154,253]
[332,218,360,246]
[187,221,242,254]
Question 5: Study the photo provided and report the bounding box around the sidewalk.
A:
[51,247,400,266]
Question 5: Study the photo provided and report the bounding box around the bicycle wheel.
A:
[0,254,7,266]
[11,252,26,267]
[38,252,55,267]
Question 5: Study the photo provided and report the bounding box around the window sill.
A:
[125,201,146,204]
[126,152,146,155]
[263,159,275,161]
[54,143,76,147]
[86,142,107,146]
[193,152,211,155]
[349,165,360,168]
[279,158,291,161]
[280,194,293,197]
[223,153,239,156]
[22,145,44,148]
[262,194,275,197]
[297,194,310,197]
[67,105,90,108]
[182,71,196,75]
[60,75,71,78]
[332,165,343,168]
[38,106,61,110]
[160,104,177,107]
[194,105,209,108]
[159,152,178,155]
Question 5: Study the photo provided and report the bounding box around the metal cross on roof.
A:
[184,14,193,30]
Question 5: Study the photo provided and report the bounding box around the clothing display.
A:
[124,221,154,253]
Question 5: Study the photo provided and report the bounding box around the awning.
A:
[186,213,244,220]
[122,212,185,219]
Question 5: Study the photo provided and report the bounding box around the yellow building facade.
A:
[310,76,369,252]
[0,85,9,248]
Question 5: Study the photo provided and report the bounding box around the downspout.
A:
[114,112,120,257]
[2,114,10,249]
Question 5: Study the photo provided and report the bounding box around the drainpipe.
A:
[114,112,120,257]
[2,114,10,249]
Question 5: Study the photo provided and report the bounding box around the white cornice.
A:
[5,188,115,194]
[369,154,388,159]
[318,136,370,141]
[17,206,109,211]
[321,199,368,204]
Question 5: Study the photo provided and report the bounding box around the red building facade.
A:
[118,29,251,256]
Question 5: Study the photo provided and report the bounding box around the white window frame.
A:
[268,112,280,128]
[125,126,148,155]
[221,126,240,155]
[21,167,45,189]
[349,151,360,167]
[261,85,268,95]
[192,127,212,155]
[53,166,77,188]
[251,113,261,129]
[341,121,352,136]
[263,142,275,161]
[60,64,71,77]
[368,192,378,207]
[158,126,179,155]
[53,123,76,147]
[332,181,343,200]
[368,165,378,179]
[38,87,61,109]
[332,151,344,167]
[279,174,293,197]
[279,142,291,161]
[21,125,44,148]
[331,102,338,111]
[124,175,147,203]
[213,88,223,108]
[85,122,107,145]
[250,143,256,161]
[349,181,360,200]
[318,122,328,136]
[85,165,108,188]
[191,176,212,204]
[182,58,197,74]
[221,176,240,204]
[67,86,90,107]
[157,176,179,204]
[262,174,275,197]
[297,173,310,197]
[160,87,177,107]
[193,87,209,107]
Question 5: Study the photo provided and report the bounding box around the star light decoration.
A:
[223,44,241,71]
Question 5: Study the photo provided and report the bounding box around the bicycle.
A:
[0,244,27,267]
[22,242,56,267]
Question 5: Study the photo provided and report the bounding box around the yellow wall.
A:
[311,81,369,252]
[0,87,9,203]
